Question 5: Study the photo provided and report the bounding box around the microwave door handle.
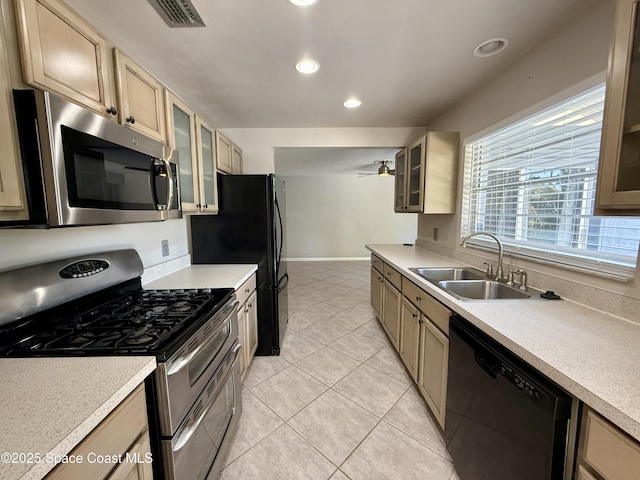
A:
[172,343,243,453]
[163,158,174,210]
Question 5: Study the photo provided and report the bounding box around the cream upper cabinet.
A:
[113,49,166,142]
[596,0,640,214]
[394,148,407,213]
[216,131,233,174]
[394,132,459,214]
[232,144,243,174]
[14,0,116,118]
[0,13,27,221]
[166,90,198,212]
[195,115,219,213]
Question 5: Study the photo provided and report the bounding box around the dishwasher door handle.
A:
[475,352,500,379]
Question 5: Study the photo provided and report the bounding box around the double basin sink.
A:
[409,267,541,300]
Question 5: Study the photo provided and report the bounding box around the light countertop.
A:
[367,244,640,442]
[0,356,156,480]
[143,264,257,291]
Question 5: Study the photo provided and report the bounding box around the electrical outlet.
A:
[161,239,169,257]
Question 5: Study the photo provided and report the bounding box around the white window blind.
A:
[461,84,640,278]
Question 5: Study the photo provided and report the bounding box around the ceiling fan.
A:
[358,160,395,177]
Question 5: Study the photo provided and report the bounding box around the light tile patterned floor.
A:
[221,260,459,480]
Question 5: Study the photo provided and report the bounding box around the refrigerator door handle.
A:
[275,194,284,275]
[277,272,289,293]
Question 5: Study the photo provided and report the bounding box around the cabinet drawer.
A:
[383,263,402,290]
[581,409,640,480]
[236,273,256,308]
[46,384,148,480]
[371,254,384,273]
[402,280,450,335]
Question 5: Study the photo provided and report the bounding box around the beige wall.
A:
[282,175,417,259]
[418,0,640,310]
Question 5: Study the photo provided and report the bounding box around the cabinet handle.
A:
[245,288,250,293]
[106,106,117,115]
[248,303,252,308]
[196,204,201,208]
[204,204,208,208]
[412,313,418,318]
[126,116,136,124]
[416,296,421,302]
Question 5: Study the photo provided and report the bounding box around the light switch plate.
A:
[161,239,169,257]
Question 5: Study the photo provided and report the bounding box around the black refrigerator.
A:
[190,174,288,355]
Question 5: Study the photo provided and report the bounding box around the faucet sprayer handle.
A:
[482,262,494,277]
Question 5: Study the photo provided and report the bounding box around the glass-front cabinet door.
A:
[406,136,425,212]
[166,90,199,212]
[195,116,218,213]
[394,148,407,212]
[596,0,640,214]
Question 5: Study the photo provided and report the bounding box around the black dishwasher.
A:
[446,315,572,480]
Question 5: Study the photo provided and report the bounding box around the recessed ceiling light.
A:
[343,98,362,108]
[473,38,508,57]
[288,0,317,6]
[295,58,320,74]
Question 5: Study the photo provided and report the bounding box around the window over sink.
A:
[461,83,640,279]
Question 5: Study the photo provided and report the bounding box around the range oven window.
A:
[61,126,159,210]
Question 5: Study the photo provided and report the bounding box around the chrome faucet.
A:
[460,231,505,281]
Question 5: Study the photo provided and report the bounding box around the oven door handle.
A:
[167,300,239,376]
[173,343,242,453]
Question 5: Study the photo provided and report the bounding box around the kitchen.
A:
[1,0,640,479]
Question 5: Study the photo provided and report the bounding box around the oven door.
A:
[162,342,242,480]
[156,298,239,436]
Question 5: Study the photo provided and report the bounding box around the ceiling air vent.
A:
[148,0,205,27]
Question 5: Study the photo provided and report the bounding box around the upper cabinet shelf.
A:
[595,0,640,215]
[394,132,459,214]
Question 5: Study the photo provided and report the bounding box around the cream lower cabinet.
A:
[399,297,420,381]
[45,384,153,480]
[237,273,257,379]
[370,266,383,320]
[382,280,401,349]
[417,316,449,429]
[577,408,640,480]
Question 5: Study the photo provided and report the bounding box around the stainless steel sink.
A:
[409,267,485,283]
[439,280,538,300]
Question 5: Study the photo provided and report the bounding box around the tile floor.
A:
[221,260,459,480]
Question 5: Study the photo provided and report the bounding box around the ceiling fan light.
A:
[343,98,362,108]
[288,0,317,6]
[473,38,508,57]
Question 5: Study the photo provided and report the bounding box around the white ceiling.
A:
[275,147,401,175]
[64,0,594,129]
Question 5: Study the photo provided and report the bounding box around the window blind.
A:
[461,84,640,278]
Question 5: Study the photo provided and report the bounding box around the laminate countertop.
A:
[144,264,258,290]
[0,356,156,480]
[367,244,640,442]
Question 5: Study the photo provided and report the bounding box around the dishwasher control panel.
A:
[500,362,547,409]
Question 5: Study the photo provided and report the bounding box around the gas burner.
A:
[124,334,155,346]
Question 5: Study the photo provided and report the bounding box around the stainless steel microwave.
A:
[11,90,180,227]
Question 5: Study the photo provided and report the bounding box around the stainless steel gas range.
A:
[0,249,242,480]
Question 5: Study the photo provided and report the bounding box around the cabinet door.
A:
[237,304,246,379]
[106,433,153,480]
[370,266,383,320]
[576,465,599,480]
[596,0,640,213]
[166,91,199,212]
[216,131,233,174]
[232,144,243,174]
[0,27,27,220]
[245,290,258,365]
[394,148,407,212]
[418,319,449,429]
[15,0,115,117]
[113,49,166,142]
[406,136,425,212]
[381,280,401,349]
[399,297,420,381]
[195,116,218,213]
